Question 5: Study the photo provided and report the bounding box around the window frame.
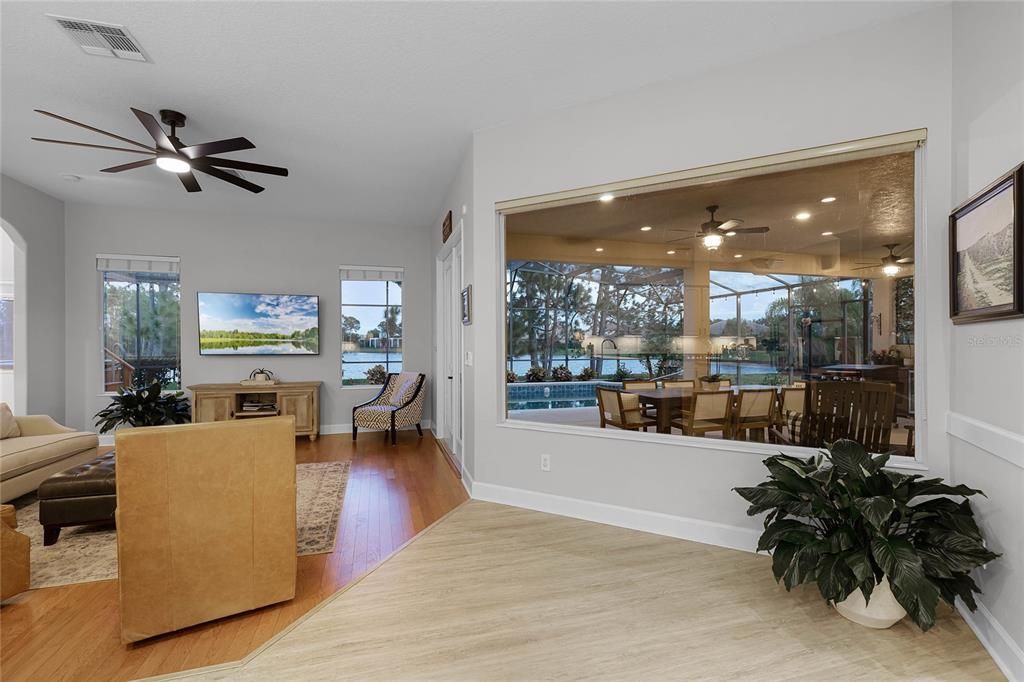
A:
[339,266,405,388]
[97,254,182,395]
[494,130,928,467]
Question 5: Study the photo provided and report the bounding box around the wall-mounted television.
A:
[198,292,319,355]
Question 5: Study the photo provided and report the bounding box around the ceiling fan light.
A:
[882,264,901,276]
[725,231,737,236]
[702,233,723,250]
[156,154,191,174]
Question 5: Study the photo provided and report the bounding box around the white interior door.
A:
[440,251,454,452]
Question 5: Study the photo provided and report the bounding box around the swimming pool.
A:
[506,381,617,410]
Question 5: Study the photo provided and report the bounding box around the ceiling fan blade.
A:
[853,265,878,271]
[718,219,744,231]
[31,137,154,155]
[180,137,255,160]
[667,234,698,243]
[896,257,914,264]
[730,226,769,234]
[35,109,153,150]
[194,162,264,193]
[101,158,157,173]
[131,108,176,151]
[178,170,202,193]
[204,156,288,176]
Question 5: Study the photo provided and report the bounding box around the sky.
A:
[340,280,403,335]
[198,293,319,335]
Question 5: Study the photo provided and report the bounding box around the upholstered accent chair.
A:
[352,372,426,444]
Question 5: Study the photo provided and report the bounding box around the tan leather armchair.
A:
[115,416,297,643]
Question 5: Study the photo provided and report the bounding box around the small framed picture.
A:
[949,163,1023,324]
[461,285,472,325]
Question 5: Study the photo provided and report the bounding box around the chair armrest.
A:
[353,383,391,411]
[14,415,77,437]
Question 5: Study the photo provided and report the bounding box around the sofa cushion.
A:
[0,403,19,439]
[0,432,100,481]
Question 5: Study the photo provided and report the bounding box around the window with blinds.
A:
[340,265,403,386]
[97,254,181,391]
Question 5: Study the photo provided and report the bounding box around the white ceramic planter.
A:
[834,577,907,629]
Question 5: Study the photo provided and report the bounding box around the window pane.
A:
[342,280,386,305]
[387,280,403,305]
[102,270,181,390]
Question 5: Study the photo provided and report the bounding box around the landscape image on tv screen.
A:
[198,292,319,355]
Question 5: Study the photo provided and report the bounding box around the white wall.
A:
[948,2,1024,677]
[0,174,66,420]
[63,203,434,432]
[460,6,953,533]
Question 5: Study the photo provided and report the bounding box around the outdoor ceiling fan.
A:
[853,243,914,277]
[31,107,288,193]
[669,205,770,251]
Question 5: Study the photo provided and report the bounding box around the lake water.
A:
[507,356,780,378]
[200,339,318,355]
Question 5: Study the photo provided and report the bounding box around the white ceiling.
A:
[1,2,926,227]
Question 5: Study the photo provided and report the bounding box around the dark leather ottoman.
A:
[37,452,116,545]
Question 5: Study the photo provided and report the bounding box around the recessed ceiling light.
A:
[820,196,837,203]
[734,254,743,259]
[666,250,676,255]
[594,247,604,252]
[821,231,834,236]
[598,193,615,203]
[795,212,811,221]
[640,225,652,231]
[60,173,81,182]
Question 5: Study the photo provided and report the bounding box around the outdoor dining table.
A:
[625,385,781,434]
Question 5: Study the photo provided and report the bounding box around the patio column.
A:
[682,257,711,379]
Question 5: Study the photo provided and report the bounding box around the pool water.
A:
[508,398,598,411]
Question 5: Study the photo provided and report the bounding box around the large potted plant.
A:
[734,440,998,631]
[94,380,191,433]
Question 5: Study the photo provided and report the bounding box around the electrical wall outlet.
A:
[540,453,551,472]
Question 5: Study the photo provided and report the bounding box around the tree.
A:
[342,315,361,342]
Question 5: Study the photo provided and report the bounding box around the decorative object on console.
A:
[241,367,278,385]
[31,107,289,194]
[949,162,1023,324]
[734,439,999,631]
[93,380,190,433]
[198,292,319,355]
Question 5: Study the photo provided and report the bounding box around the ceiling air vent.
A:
[49,15,148,62]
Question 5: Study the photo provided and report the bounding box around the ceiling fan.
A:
[31,107,288,193]
[853,243,913,277]
[670,205,770,250]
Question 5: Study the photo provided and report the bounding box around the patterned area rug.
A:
[12,461,350,589]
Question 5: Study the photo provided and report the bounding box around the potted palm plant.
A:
[734,440,998,631]
[94,380,191,433]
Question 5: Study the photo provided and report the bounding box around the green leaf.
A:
[827,439,871,479]
[757,519,818,552]
[771,541,800,582]
[871,535,941,631]
[843,551,875,584]
[783,544,820,591]
[906,478,986,499]
[816,553,856,603]
[854,496,896,530]
[733,484,798,516]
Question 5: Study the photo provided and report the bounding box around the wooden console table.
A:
[187,381,321,441]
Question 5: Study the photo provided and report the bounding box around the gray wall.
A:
[63,203,433,432]
[949,2,1024,675]
[0,174,66,420]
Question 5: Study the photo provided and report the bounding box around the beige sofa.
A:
[1,406,100,503]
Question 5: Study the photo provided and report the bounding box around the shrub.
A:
[576,367,595,381]
[365,364,388,385]
[734,439,999,631]
[506,370,517,383]
[551,365,573,382]
[612,365,632,381]
[94,381,190,434]
[525,366,547,382]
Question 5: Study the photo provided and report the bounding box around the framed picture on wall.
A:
[949,162,1023,324]
[461,285,472,325]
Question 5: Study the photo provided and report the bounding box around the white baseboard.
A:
[461,466,475,497]
[98,434,114,446]
[322,419,432,435]
[471,481,760,554]
[958,600,1024,681]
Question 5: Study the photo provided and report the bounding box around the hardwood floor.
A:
[191,501,1002,681]
[0,432,467,682]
